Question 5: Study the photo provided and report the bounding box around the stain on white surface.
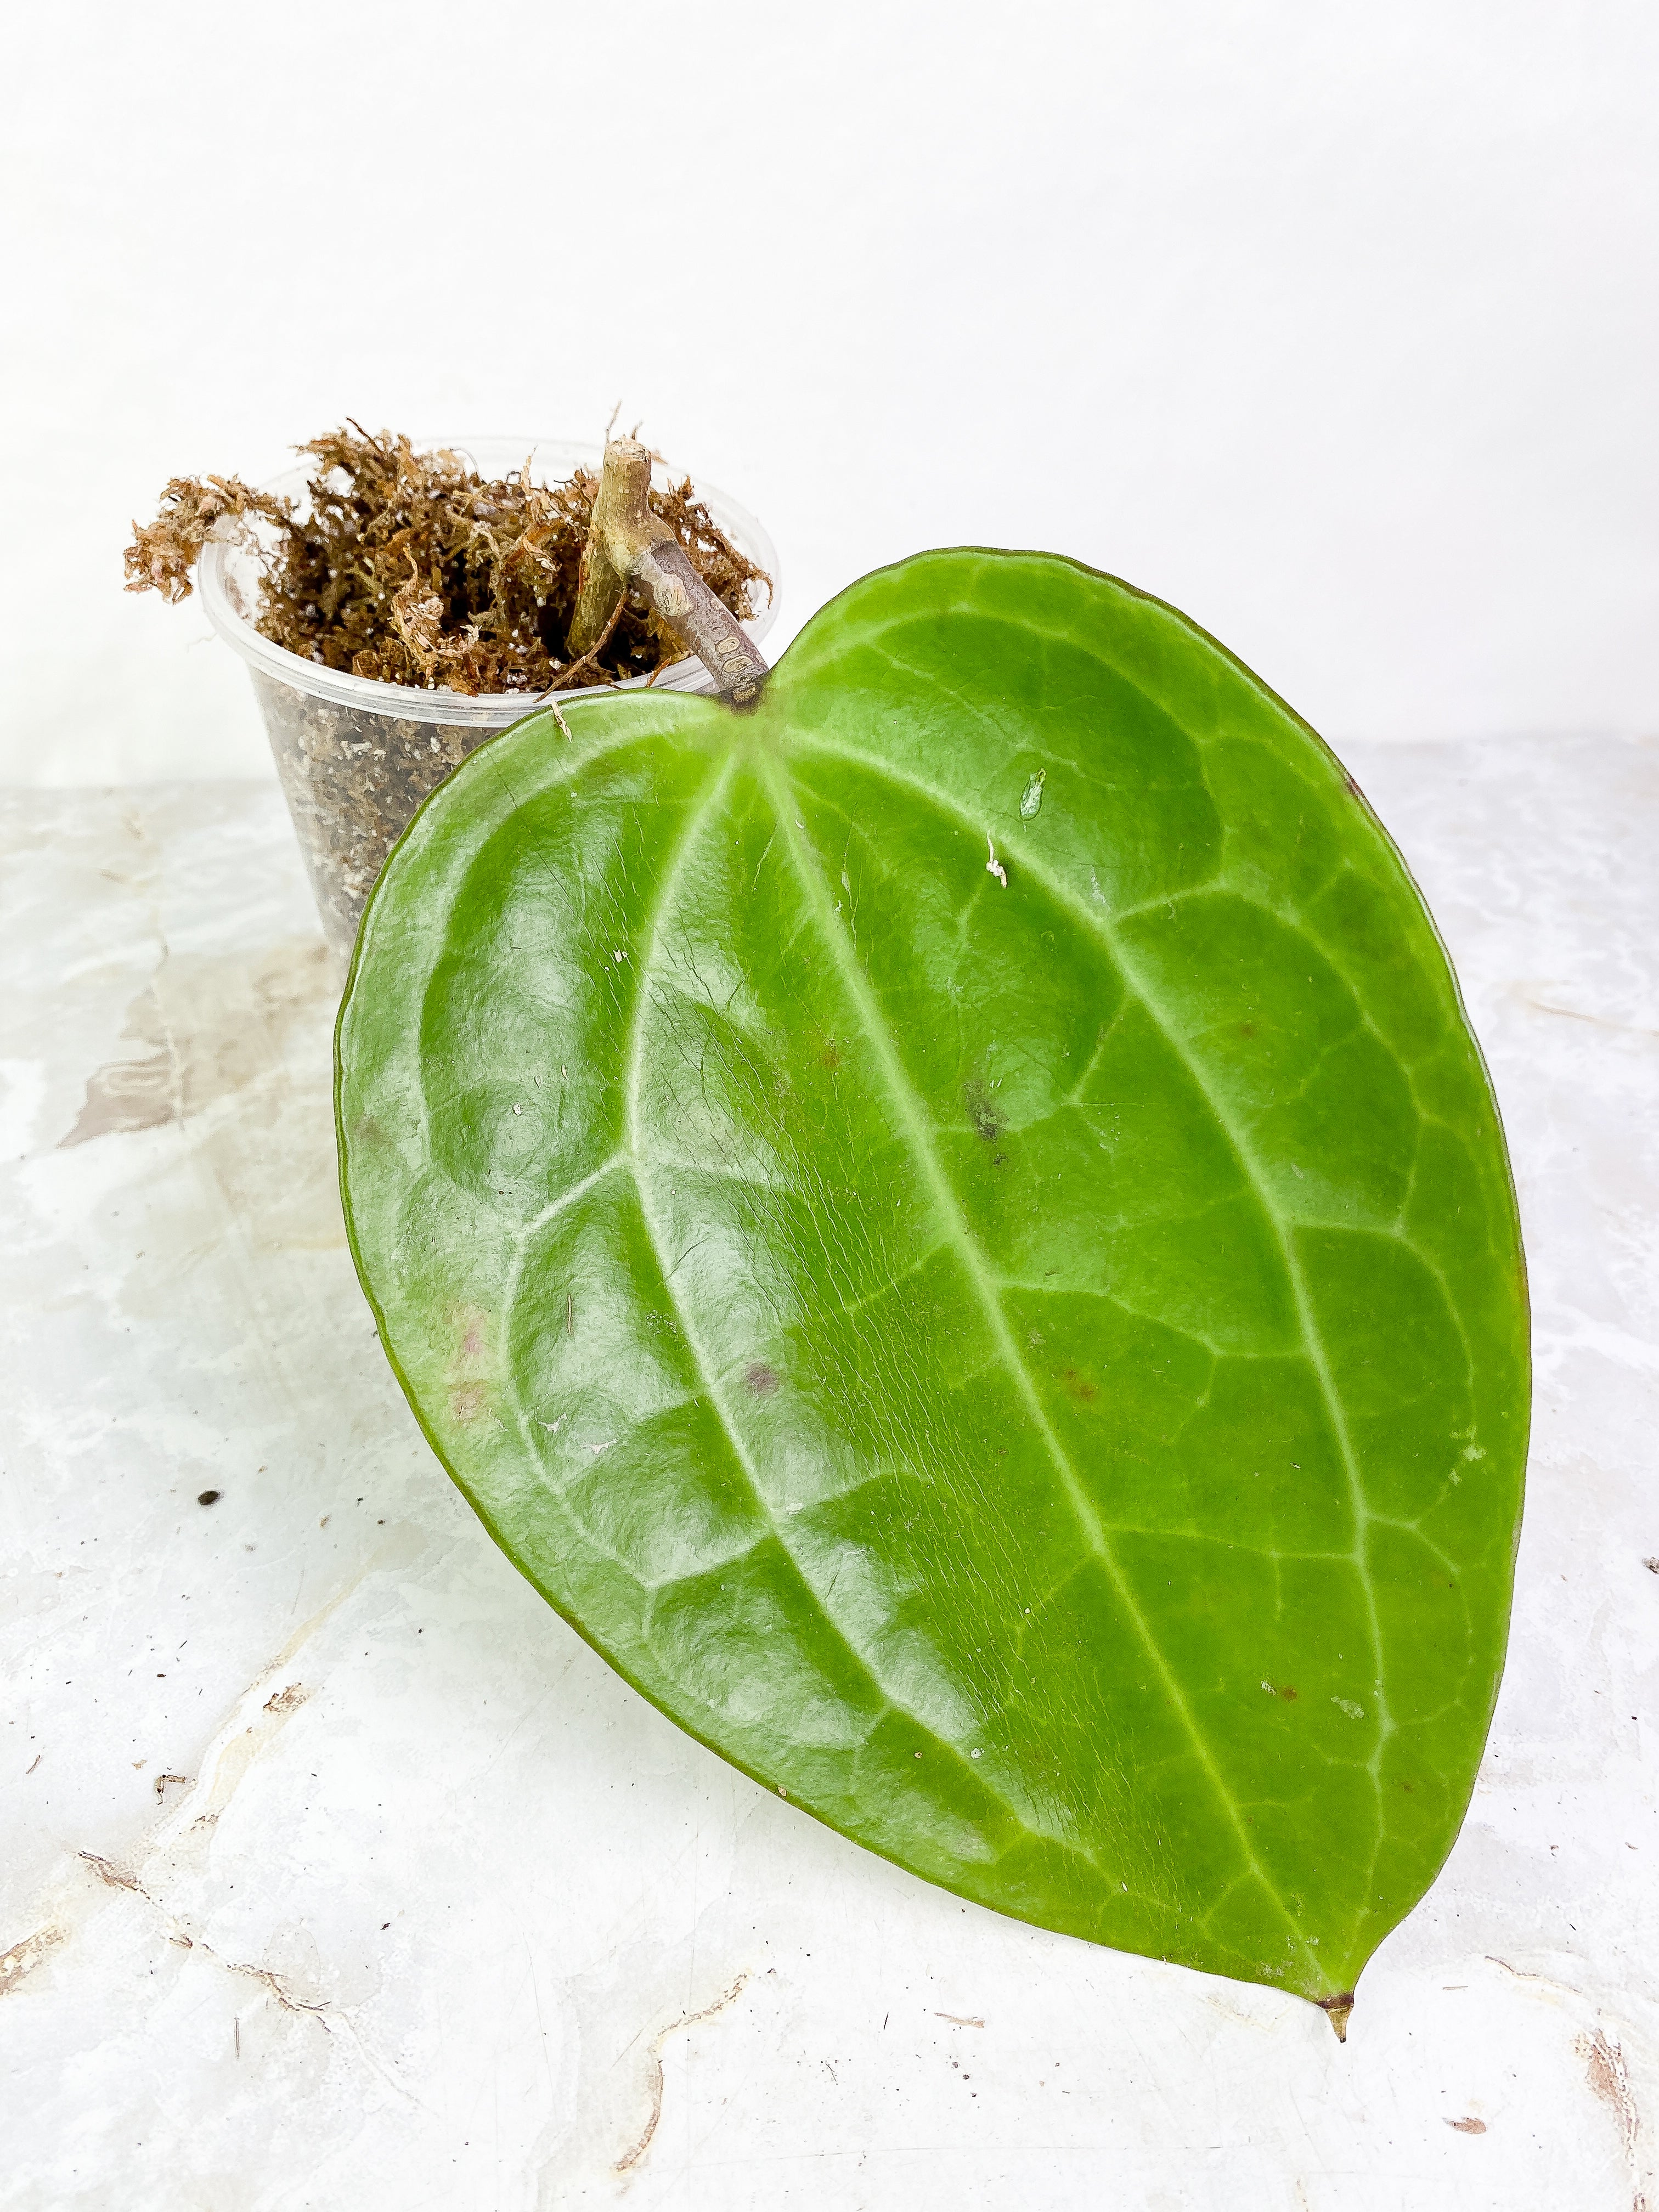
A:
[1,752,1656,2210]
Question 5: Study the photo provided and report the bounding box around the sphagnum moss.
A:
[123,427,773,961]
[123,423,768,694]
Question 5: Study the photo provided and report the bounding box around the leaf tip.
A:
[1317,1993,1356,2042]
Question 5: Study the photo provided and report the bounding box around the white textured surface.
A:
[2,744,1656,2210]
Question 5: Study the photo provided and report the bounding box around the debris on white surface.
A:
[3,749,1657,2210]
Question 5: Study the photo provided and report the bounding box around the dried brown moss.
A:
[125,476,294,605]
[123,425,768,693]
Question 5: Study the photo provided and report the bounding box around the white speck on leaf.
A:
[1332,1697,1365,1720]
[1019,770,1046,819]
[986,837,1008,889]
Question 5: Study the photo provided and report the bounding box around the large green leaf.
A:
[336,549,1528,2019]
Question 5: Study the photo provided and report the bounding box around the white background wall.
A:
[4,0,1655,783]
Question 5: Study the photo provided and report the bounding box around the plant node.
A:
[572,439,769,706]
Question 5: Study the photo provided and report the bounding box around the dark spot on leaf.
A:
[821,1042,841,1071]
[1401,1778,1414,1791]
[197,1489,221,1506]
[965,1082,1000,1142]
[1058,1368,1098,1403]
[1238,1022,1256,1039]
[745,1362,780,1396]
[451,1384,488,1424]
[1261,1680,1297,1700]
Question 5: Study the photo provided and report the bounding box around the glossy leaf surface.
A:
[337,551,1528,2010]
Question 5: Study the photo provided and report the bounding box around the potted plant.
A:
[128,430,1530,2036]
[126,427,777,960]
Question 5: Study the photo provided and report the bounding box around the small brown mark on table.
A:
[614,1972,752,2174]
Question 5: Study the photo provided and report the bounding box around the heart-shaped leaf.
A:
[337,550,1528,2017]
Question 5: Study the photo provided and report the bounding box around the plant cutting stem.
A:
[570,439,769,706]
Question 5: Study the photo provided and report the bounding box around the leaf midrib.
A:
[786,719,1407,1942]
[754,754,1326,1981]
[456,708,1383,1972]
[612,754,1138,1901]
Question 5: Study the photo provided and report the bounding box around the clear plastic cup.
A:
[197,436,778,964]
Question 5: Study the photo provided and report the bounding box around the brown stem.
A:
[569,438,769,706]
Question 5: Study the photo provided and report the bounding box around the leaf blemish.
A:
[966,1083,1001,1143]
[744,1362,780,1397]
